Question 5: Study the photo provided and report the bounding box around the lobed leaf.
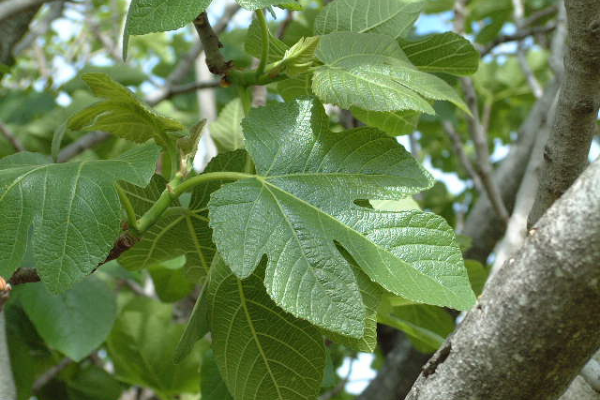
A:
[0,143,160,292]
[209,98,476,339]
[208,257,325,400]
[69,73,184,146]
[314,0,424,39]
[313,32,470,114]
[400,32,480,76]
[125,0,212,36]
[14,277,117,361]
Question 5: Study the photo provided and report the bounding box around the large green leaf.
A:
[201,351,234,400]
[313,32,469,114]
[351,108,421,136]
[69,73,184,145]
[107,297,203,396]
[400,32,480,76]
[124,0,212,36]
[324,263,384,352]
[118,151,247,276]
[277,73,313,101]
[0,143,160,292]
[209,98,476,338]
[314,0,424,39]
[207,257,325,400]
[14,277,117,361]
[210,99,245,153]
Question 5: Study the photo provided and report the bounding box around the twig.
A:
[277,9,294,39]
[9,233,139,286]
[480,23,557,56]
[14,0,65,56]
[512,0,544,98]
[461,78,510,224]
[57,131,111,162]
[522,4,559,27]
[146,80,220,106]
[193,12,233,76]
[442,121,485,193]
[32,358,72,393]
[0,0,48,21]
[0,121,25,152]
[319,359,354,400]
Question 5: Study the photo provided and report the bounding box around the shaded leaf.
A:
[107,297,203,395]
[201,350,233,400]
[208,257,325,400]
[352,108,421,136]
[210,99,245,153]
[14,277,117,361]
[0,143,160,292]
[69,73,184,146]
[400,32,480,76]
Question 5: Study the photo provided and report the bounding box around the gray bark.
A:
[462,79,560,264]
[0,313,16,400]
[406,159,600,400]
[528,0,600,225]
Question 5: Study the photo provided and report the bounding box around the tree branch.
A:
[406,159,600,400]
[57,130,110,162]
[0,0,47,21]
[0,312,16,400]
[0,122,24,152]
[442,121,484,193]
[480,23,557,56]
[528,0,600,226]
[193,12,233,77]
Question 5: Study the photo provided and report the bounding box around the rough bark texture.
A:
[0,313,16,400]
[406,160,600,400]
[462,79,560,264]
[529,0,600,225]
[0,0,40,72]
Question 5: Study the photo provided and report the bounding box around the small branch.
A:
[0,122,25,152]
[522,4,559,27]
[528,0,600,226]
[0,312,16,399]
[277,9,294,39]
[512,0,544,98]
[9,233,140,287]
[480,23,557,56]
[193,12,233,76]
[57,131,110,162]
[461,78,510,224]
[581,357,600,393]
[14,0,65,56]
[442,121,485,193]
[0,0,47,21]
[32,358,72,393]
[146,80,220,106]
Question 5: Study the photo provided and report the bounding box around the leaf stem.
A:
[255,9,269,77]
[136,171,254,233]
[116,184,139,231]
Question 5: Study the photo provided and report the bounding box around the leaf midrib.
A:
[254,176,462,304]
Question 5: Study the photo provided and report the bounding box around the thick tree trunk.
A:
[529,0,600,225]
[406,159,600,400]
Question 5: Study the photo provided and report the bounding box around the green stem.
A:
[238,86,252,115]
[135,171,254,233]
[255,9,269,77]
[116,184,139,232]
